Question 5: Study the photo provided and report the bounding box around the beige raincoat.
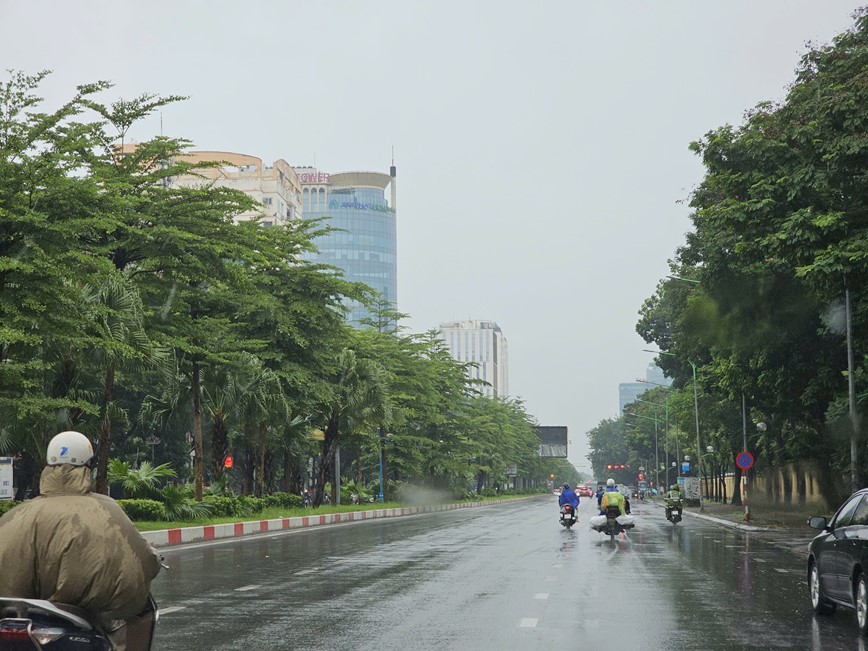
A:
[0,464,161,622]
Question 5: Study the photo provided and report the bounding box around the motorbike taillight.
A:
[0,619,33,642]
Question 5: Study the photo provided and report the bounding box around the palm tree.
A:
[313,348,389,507]
[81,272,168,493]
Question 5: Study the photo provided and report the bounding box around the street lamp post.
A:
[635,396,670,497]
[625,411,660,487]
[644,349,703,510]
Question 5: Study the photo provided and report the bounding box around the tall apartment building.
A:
[167,151,303,227]
[618,364,672,414]
[439,320,509,398]
[296,166,398,326]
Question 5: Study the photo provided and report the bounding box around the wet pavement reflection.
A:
[151,498,863,650]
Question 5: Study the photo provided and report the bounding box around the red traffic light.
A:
[224,455,233,469]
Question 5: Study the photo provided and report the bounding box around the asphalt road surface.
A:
[151,496,865,650]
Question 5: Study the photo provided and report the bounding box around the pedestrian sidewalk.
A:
[667,498,825,557]
[685,499,825,531]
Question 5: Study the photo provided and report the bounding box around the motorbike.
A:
[666,503,683,525]
[590,505,636,542]
[0,595,158,651]
[559,503,578,529]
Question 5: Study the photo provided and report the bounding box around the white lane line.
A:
[775,568,789,573]
[754,558,767,563]
[534,593,549,600]
[551,564,563,568]
[519,618,538,628]
[235,585,261,591]
[159,606,186,615]
[545,576,557,582]
[294,569,318,576]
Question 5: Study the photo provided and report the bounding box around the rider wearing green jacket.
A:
[664,484,684,519]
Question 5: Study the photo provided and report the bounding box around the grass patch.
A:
[132,493,544,531]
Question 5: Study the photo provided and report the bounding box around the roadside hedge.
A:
[0,500,21,517]
[118,499,164,521]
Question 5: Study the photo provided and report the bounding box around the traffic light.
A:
[606,464,613,470]
[224,455,233,469]
[638,473,644,481]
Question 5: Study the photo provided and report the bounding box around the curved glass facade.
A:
[303,183,397,326]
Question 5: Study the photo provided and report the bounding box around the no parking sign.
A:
[736,451,754,471]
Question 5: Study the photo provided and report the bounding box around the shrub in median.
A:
[262,492,302,509]
[118,499,164,521]
[0,500,21,516]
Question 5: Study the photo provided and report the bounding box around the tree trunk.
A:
[192,360,204,502]
[314,417,339,506]
[256,423,267,497]
[211,409,228,481]
[732,467,743,506]
[95,365,115,494]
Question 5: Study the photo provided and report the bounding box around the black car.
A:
[807,488,868,634]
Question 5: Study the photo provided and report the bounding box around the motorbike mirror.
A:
[807,515,828,531]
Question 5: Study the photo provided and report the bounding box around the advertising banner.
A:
[0,457,13,500]
[678,476,700,500]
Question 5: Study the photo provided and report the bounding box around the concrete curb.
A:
[143,496,540,548]
[681,508,770,532]
[648,498,770,532]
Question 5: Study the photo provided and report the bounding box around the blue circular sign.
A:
[736,451,754,470]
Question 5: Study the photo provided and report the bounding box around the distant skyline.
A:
[0,0,862,474]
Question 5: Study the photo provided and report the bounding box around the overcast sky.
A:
[0,1,862,474]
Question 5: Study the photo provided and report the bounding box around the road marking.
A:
[159,606,186,615]
[294,569,319,576]
[775,568,790,573]
[519,618,538,628]
[545,576,557,582]
[551,563,562,568]
[534,593,549,600]
[754,558,767,563]
[235,585,260,591]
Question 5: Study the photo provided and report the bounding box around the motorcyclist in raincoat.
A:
[0,431,162,650]
[665,483,684,520]
[558,483,579,510]
[599,478,626,515]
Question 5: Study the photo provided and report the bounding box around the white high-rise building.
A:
[439,320,509,398]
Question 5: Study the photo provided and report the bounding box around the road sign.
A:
[736,451,754,471]
[0,457,13,500]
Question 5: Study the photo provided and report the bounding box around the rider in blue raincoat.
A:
[559,483,580,510]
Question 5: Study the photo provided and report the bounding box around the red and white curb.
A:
[143,497,539,548]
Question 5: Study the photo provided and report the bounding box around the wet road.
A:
[152,497,864,650]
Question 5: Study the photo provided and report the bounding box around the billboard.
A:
[678,476,701,500]
[536,426,568,458]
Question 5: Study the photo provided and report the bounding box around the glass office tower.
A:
[297,168,397,326]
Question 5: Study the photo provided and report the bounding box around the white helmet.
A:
[47,431,95,467]
[606,478,615,487]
